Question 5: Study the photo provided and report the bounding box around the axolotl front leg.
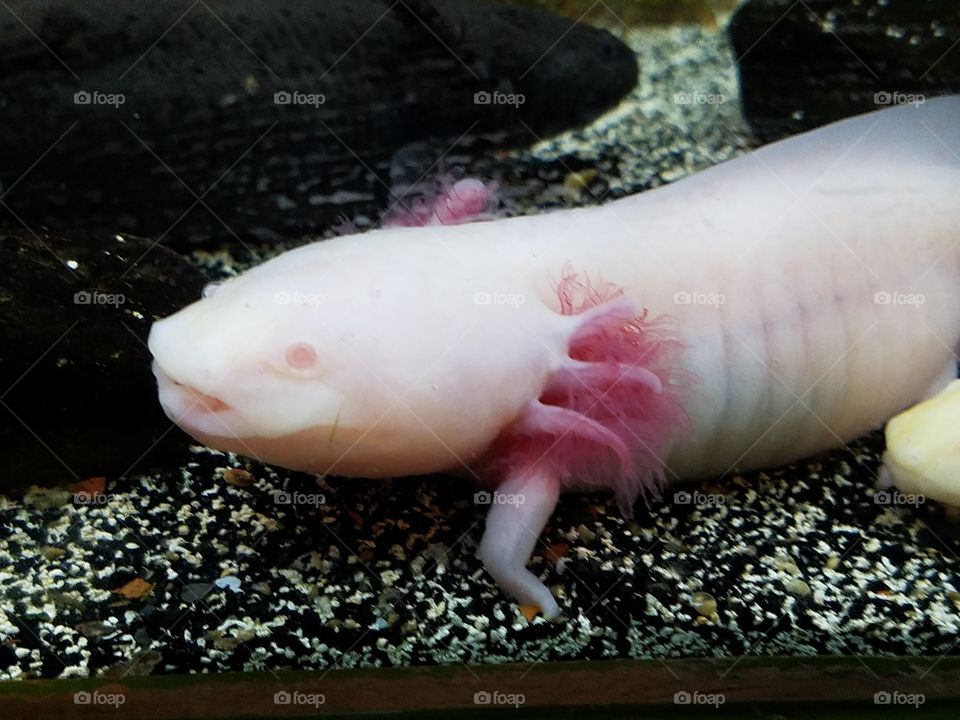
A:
[478,464,562,616]
[475,283,692,616]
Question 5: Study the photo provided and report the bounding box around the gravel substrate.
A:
[3,21,960,682]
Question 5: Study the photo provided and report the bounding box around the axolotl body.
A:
[149,97,960,616]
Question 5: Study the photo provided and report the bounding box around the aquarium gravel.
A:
[3,433,960,680]
[3,21,960,682]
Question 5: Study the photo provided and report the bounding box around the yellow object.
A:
[563,168,599,194]
[883,379,960,506]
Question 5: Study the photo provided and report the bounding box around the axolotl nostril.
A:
[148,97,960,617]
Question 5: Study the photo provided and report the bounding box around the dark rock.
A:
[0,229,207,491]
[0,0,638,248]
[729,0,960,142]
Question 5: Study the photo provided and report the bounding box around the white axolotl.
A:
[149,96,960,617]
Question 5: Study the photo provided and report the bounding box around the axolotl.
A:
[149,96,960,617]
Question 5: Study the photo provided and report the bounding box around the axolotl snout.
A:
[149,97,960,617]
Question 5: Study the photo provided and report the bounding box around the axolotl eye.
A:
[284,342,319,371]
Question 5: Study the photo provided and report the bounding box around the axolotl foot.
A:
[477,465,562,618]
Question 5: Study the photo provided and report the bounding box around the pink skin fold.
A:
[381,177,499,227]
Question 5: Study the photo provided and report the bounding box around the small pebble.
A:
[689,591,717,617]
[785,579,811,597]
[76,621,113,639]
[41,546,66,561]
[563,168,599,196]
[214,576,242,592]
[221,468,255,487]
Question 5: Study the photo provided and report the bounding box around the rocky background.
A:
[0,0,636,249]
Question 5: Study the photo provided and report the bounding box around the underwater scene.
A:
[1,0,960,717]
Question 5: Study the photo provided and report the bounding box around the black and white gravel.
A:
[3,21,960,681]
[4,432,960,680]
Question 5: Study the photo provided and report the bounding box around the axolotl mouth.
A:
[150,360,471,478]
[151,361,335,465]
[151,361,241,439]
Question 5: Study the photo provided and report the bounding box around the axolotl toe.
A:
[149,97,960,617]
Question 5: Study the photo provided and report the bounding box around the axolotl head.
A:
[149,226,692,617]
[148,231,559,478]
